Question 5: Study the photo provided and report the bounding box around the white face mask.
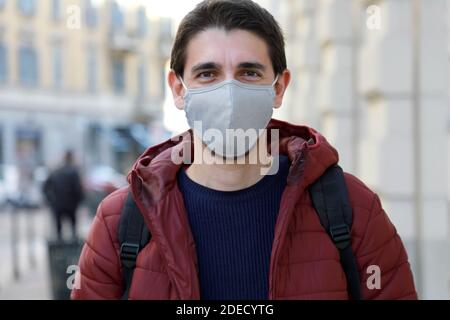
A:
[180,76,278,158]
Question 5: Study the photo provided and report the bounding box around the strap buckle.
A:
[120,242,140,268]
[330,224,351,249]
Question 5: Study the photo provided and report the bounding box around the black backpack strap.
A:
[118,191,151,300]
[309,165,362,300]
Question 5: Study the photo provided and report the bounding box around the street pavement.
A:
[0,205,93,300]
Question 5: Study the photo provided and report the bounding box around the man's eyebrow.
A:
[237,62,266,71]
[191,62,222,74]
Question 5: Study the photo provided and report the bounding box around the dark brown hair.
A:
[170,0,287,77]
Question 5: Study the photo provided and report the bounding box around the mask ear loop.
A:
[179,77,188,91]
[271,75,279,87]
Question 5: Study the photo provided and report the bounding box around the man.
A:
[43,150,84,241]
[72,0,417,300]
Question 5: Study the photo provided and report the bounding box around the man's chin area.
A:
[205,146,273,168]
[211,149,251,163]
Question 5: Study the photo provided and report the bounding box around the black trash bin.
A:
[47,240,84,300]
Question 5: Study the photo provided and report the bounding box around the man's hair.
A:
[170,0,286,77]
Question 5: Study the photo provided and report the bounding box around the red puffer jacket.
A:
[72,119,417,300]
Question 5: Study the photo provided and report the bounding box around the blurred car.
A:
[0,165,8,210]
[0,164,45,210]
[83,165,127,216]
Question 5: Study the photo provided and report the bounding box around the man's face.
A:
[169,28,290,109]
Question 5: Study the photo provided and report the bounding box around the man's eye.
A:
[198,72,214,79]
[242,71,260,78]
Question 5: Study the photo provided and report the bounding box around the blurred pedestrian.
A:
[43,151,84,241]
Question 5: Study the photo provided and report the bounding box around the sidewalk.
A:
[0,206,93,300]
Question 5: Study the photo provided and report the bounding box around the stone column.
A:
[415,0,449,300]
[282,0,321,129]
[358,0,449,299]
[316,0,356,172]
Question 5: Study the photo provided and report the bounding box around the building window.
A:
[18,45,38,86]
[18,0,37,16]
[87,45,97,92]
[15,127,43,169]
[85,0,97,28]
[0,43,7,83]
[112,57,125,93]
[0,126,3,180]
[86,124,101,165]
[137,61,146,98]
[137,7,147,37]
[52,44,63,89]
[110,1,124,32]
[51,0,61,21]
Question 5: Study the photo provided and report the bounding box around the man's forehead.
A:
[184,28,272,71]
[191,61,267,73]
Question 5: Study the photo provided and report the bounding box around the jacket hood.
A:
[127,118,339,207]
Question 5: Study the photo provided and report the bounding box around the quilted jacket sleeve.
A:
[355,193,418,300]
[71,196,124,300]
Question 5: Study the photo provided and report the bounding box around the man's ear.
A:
[273,69,291,109]
[168,70,185,110]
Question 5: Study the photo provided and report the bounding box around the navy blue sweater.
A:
[177,155,290,300]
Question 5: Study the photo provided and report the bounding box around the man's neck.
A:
[185,134,273,191]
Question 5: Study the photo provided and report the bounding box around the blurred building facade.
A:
[260,0,449,299]
[0,0,172,184]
